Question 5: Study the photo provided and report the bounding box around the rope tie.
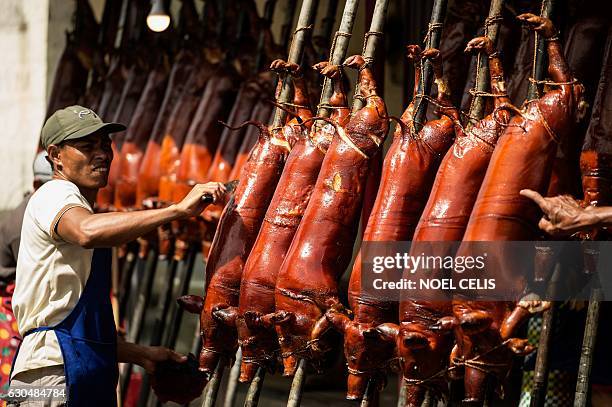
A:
[424,22,444,46]
[317,103,349,110]
[279,101,311,109]
[362,30,385,63]
[484,15,504,28]
[293,24,313,35]
[528,77,578,86]
[452,338,513,377]
[469,89,509,98]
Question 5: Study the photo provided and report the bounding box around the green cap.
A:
[41,105,126,149]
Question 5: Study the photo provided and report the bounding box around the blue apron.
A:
[10,248,118,406]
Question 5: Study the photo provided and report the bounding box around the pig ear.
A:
[177,295,205,314]
[402,331,430,349]
[212,306,238,327]
[374,323,399,344]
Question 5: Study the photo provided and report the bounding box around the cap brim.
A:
[63,122,127,142]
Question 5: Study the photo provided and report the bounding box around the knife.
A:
[201,180,239,204]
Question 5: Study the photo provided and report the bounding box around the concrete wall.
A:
[0,0,49,210]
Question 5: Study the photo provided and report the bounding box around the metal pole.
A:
[574,287,603,406]
[351,0,390,112]
[203,359,227,407]
[163,247,197,348]
[526,0,557,101]
[271,0,318,127]
[120,249,158,402]
[243,366,265,407]
[411,0,448,131]
[143,258,180,406]
[467,0,505,126]
[287,359,308,407]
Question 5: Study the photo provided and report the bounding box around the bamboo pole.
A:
[223,348,242,407]
[526,0,557,100]
[271,0,318,128]
[203,359,227,407]
[317,0,360,119]
[287,359,308,407]
[466,0,505,127]
[574,287,603,406]
[410,0,448,131]
[530,263,561,407]
[351,0,390,112]
[243,366,265,407]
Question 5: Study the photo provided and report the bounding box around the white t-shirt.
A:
[11,179,94,378]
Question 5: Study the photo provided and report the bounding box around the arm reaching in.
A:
[520,189,612,236]
[57,182,227,248]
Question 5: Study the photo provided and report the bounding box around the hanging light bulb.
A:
[147,0,171,32]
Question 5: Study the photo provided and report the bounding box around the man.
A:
[520,189,612,237]
[8,106,226,406]
[0,152,53,394]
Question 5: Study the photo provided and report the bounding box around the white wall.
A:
[0,0,49,209]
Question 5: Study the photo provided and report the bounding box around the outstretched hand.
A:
[520,189,598,237]
[174,182,227,218]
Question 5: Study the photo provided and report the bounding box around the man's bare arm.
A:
[57,182,226,248]
[117,336,186,374]
[520,189,612,236]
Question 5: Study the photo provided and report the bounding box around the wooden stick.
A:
[526,0,557,100]
[360,378,379,407]
[411,0,448,131]
[574,287,603,406]
[223,348,242,407]
[396,380,407,407]
[243,366,266,407]
[351,0,391,112]
[467,0,505,126]
[287,359,308,407]
[530,263,561,407]
[317,0,360,119]
[203,358,227,407]
[271,0,318,127]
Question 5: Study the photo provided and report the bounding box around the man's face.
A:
[52,133,114,190]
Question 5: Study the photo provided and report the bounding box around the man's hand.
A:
[520,189,599,237]
[173,182,227,218]
[138,346,187,375]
